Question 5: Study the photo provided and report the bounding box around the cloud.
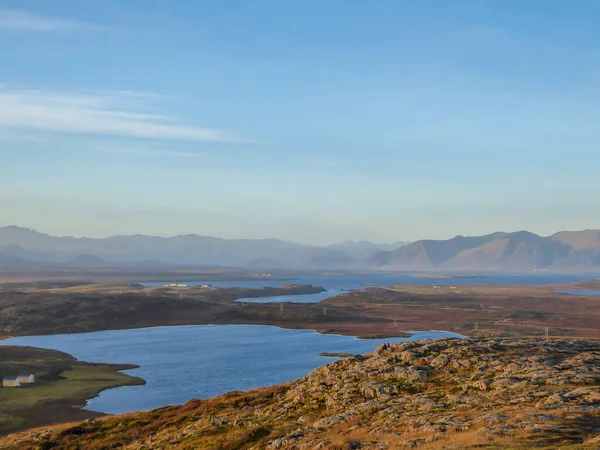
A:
[93,146,205,159]
[0,8,99,32]
[0,88,249,143]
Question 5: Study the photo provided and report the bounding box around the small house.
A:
[17,374,35,384]
[2,377,21,387]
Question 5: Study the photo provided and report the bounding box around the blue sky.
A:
[1,1,599,244]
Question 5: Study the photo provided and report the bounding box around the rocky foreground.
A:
[3,337,600,449]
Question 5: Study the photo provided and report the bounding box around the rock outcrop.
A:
[3,337,600,449]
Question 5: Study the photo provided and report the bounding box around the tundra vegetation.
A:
[2,280,600,339]
[2,337,600,449]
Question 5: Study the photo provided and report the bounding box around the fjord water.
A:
[142,272,593,303]
[556,290,600,296]
[1,325,461,414]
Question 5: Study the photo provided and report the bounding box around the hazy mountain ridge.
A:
[0,226,399,270]
[369,229,600,271]
[3,226,600,271]
[327,239,409,259]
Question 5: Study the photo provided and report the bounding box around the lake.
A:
[142,272,596,303]
[556,290,600,296]
[3,272,594,416]
[0,325,462,414]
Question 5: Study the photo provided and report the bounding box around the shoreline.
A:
[79,364,146,413]
[5,279,600,340]
[1,321,418,344]
[2,326,456,424]
[0,346,145,437]
[5,337,600,449]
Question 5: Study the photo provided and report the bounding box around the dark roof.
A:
[18,374,33,377]
[3,377,19,381]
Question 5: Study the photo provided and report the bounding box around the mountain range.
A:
[368,230,600,271]
[0,226,407,270]
[2,226,600,272]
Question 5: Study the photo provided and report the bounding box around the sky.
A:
[1,0,599,245]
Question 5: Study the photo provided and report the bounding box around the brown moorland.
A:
[2,279,600,340]
[323,280,600,338]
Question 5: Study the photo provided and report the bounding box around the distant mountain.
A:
[68,254,111,268]
[549,230,600,269]
[0,253,32,267]
[0,226,361,270]
[327,240,409,259]
[0,243,61,263]
[367,230,600,271]
[0,226,140,262]
[551,230,600,250]
[4,226,600,272]
[246,257,285,269]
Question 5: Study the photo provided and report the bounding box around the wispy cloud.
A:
[0,8,99,32]
[0,87,249,143]
[93,145,205,159]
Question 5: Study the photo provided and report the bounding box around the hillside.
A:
[552,230,600,250]
[368,230,600,271]
[3,337,600,449]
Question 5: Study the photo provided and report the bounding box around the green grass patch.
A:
[0,363,142,409]
[0,346,144,437]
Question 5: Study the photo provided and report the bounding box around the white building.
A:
[2,377,21,387]
[17,374,35,384]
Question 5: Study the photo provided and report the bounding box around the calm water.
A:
[142,273,597,303]
[3,273,593,415]
[556,290,600,296]
[1,325,461,414]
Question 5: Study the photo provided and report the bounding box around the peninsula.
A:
[0,346,144,436]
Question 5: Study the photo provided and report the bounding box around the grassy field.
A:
[0,346,144,436]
